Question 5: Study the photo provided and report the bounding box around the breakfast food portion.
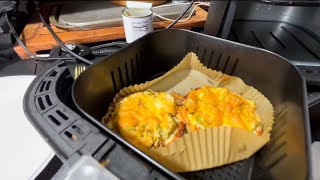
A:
[175,86,263,135]
[104,86,263,149]
[101,52,274,172]
[103,90,185,149]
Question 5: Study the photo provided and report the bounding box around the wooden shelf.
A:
[14,6,208,60]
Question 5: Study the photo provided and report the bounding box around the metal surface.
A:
[234,1,320,38]
[72,29,311,179]
[229,21,320,63]
[204,0,236,38]
[227,19,320,87]
[227,2,320,147]
[260,0,320,6]
[51,1,194,30]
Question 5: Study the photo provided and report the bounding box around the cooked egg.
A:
[176,86,263,135]
[106,90,185,149]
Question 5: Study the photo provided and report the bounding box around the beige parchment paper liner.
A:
[102,52,274,172]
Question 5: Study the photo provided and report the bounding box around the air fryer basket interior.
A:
[73,29,311,179]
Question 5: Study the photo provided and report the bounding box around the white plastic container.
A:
[122,8,153,43]
[56,155,119,180]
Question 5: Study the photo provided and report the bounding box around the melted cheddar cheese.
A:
[107,91,185,149]
[176,86,263,135]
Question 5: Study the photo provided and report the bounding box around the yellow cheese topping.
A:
[176,86,263,135]
[107,91,182,149]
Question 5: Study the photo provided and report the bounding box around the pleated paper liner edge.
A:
[102,52,274,172]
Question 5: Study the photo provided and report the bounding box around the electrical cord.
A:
[4,12,74,61]
[6,7,126,61]
[153,2,209,23]
[34,0,93,65]
[5,12,35,58]
[165,0,195,29]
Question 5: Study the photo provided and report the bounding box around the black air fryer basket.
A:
[72,29,312,179]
